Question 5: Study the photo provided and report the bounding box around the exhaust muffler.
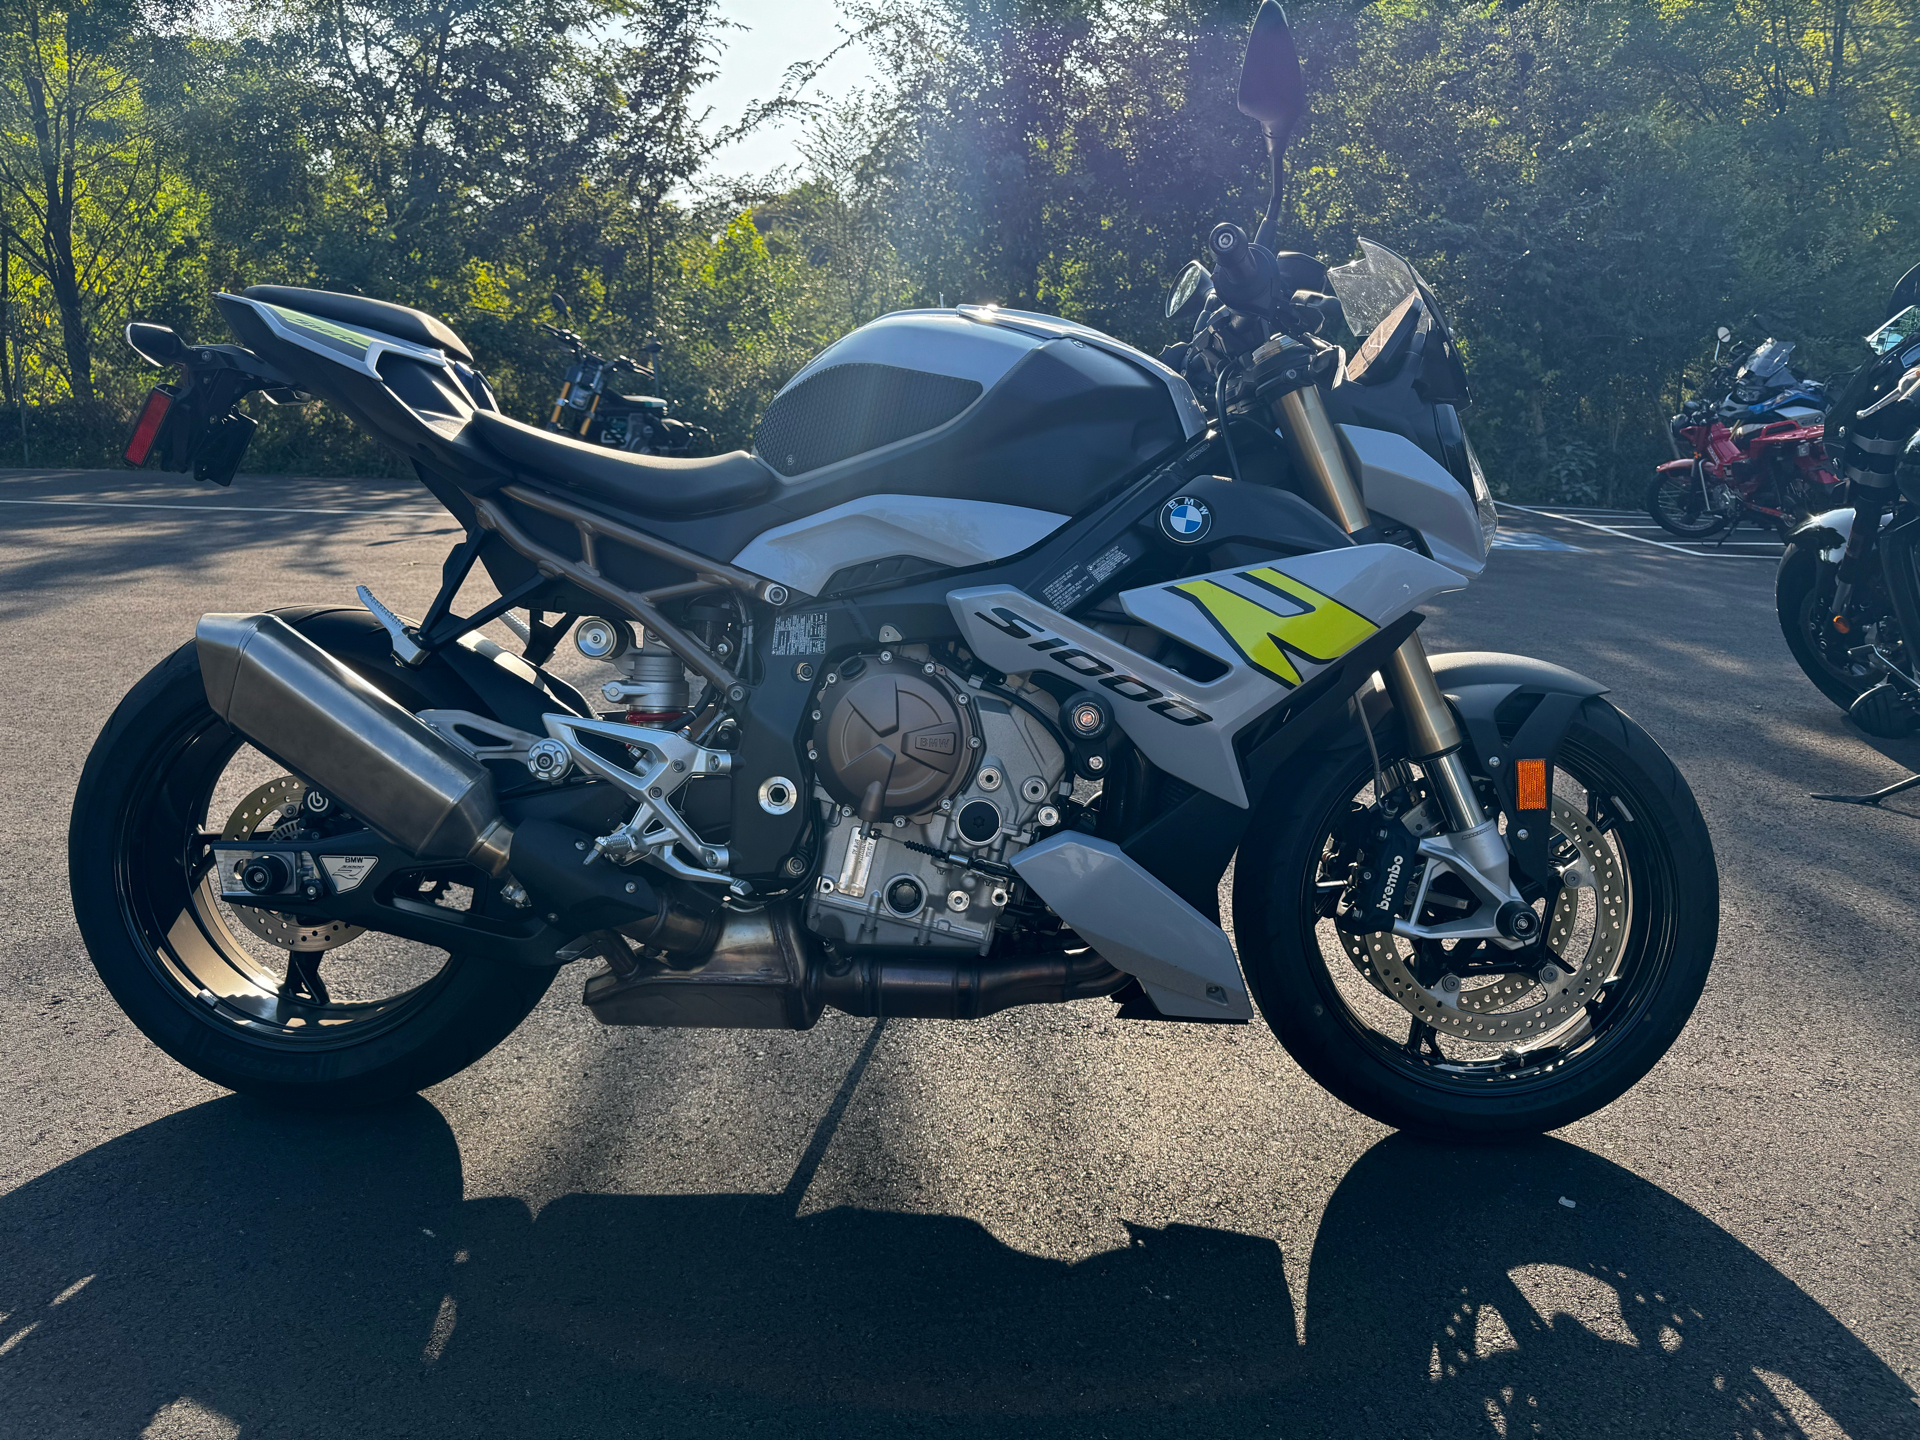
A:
[196,612,513,875]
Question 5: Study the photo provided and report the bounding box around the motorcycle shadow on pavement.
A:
[0,1094,1910,1439]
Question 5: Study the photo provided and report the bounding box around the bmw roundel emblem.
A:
[1161,495,1212,543]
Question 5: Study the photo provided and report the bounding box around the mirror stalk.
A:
[1253,133,1285,252]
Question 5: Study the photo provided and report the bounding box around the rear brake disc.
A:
[211,776,366,953]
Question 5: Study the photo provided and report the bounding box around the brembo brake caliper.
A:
[1336,787,1540,949]
[1336,807,1424,935]
[539,715,741,892]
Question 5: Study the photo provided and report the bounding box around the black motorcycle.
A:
[1775,268,1920,738]
[543,321,710,457]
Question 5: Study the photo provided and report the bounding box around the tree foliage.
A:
[0,0,1912,503]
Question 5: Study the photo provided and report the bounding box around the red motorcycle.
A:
[1646,406,1843,540]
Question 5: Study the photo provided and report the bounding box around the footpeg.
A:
[356,584,429,667]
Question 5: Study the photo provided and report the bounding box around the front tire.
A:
[1776,543,1876,710]
[1234,697,1717,1136]
[69,636,556,1109]
[1645,466,1732,538]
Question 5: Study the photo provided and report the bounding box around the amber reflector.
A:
[1514,758,1548,810]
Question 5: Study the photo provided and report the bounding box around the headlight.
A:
[1465,432,1498,552]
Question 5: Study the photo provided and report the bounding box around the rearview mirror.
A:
[1165,260,1212,323]
[1237,1,1307,145]
[551,292,572,320]
[1716,326,1732,343]
[126,322,190,367]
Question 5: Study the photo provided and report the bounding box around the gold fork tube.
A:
[1270,379,1471,783]
[1382,631,1465,758]
[1276,385,1371,533]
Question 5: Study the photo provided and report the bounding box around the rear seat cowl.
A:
[241,285,474,362]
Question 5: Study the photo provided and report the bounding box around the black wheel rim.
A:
[1651,471,1730,536]
[113,708,460,1049]
[1294,736,1679,1098]
[1795,583,1875,693]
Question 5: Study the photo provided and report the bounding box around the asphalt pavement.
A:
[1495,503,1792,562]
[0,468,1915,1439]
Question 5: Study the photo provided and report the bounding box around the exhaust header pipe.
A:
[196,613,513,875]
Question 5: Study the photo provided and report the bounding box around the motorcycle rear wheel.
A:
[68,639,556,1109]
[1645,467,1733,538]
[1234,697,1717,1135]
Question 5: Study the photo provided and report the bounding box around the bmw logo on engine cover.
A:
[1161,495,1212,543]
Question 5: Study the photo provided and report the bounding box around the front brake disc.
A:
[212,776,365,953]
[1340,795,1629,1044]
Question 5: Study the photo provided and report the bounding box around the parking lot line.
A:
[0,498,445,518]
[1498,502,1780,559]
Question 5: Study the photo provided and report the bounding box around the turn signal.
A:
[1514,758,1548,810]
[1831,614,1851,634]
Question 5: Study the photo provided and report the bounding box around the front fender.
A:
[1787,506,1854,565]
[1430,652,1608,892]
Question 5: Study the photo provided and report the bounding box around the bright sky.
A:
[698,0,880,181]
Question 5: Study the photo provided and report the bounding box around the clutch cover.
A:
[813,660,976,821]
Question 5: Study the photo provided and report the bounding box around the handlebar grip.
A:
[1208,223,1255,285]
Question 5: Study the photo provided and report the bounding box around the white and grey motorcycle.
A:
[74,3,1716,1133]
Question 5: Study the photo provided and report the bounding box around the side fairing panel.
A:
[1341,425,1487,578]
[951,545,1464,807]
[732,495,1070,598]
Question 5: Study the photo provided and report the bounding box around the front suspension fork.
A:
[1270,376,1505,866]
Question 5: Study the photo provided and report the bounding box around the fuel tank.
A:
[726,307,1205,595]
[753,307,1203,505]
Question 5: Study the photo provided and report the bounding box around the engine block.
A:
[806,664,1066,952]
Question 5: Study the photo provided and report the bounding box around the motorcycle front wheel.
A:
[68,638,557,1109]
[1775,544,1877,710]
[1645,466,1734,538]
[1234,697,1717,1135]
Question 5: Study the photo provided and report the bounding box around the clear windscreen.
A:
[1868,306,1918,355]
[1326,238,1472,407]
[1326,239,1425,337]
[1742,339,1794,380]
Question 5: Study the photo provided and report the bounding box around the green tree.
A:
[0,0,188,401]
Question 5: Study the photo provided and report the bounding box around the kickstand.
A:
[1810,774,1919,808]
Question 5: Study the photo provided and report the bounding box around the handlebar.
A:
[1209,223,1257,287]
[1206,221,1291,322]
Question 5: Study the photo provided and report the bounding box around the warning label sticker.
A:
[1040,535,1146,612]
[772,611,828,656]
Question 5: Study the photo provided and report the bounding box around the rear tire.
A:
[1234,697,1717,1136]
[1775,544,1875,710]
[69,636,556,1109]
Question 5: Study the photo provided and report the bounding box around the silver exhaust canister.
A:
[196,613,514,875]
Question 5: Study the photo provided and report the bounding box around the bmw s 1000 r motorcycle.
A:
[75,3,1717,1134]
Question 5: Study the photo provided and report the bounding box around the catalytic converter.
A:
[196,612,514,875]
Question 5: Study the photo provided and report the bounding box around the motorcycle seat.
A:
[465,410,777,517]
[242,285,474,362]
